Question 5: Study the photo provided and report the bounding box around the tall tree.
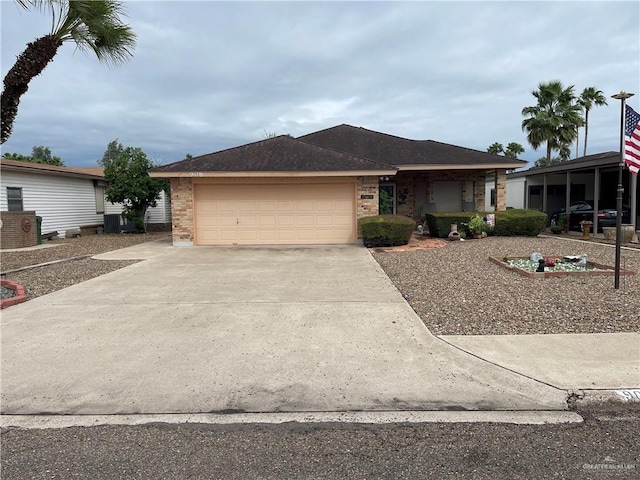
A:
[1,1,136,144]
[100,138,124,166]
[578,87,608,157]
[3,145,64,165]
[504,142,525,159]
[521,80,583,166]
[487,142,504,155]
[31,145,64,165]
[101,144,168,232]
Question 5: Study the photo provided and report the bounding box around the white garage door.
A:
[194,182,356,245]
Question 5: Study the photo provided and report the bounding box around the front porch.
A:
[376,169,508,222]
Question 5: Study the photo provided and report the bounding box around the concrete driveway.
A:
[1,242,567,414]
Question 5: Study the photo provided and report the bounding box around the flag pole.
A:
[611,91,634,289]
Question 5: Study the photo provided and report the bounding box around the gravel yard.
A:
[2,232,639,335]
[1,233,168,300]
[373,236,640,335]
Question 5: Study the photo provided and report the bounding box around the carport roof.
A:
[300,124,527,170]
[149,135,397,177]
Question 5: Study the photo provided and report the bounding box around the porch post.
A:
[565,171,571,214]
[542,175,548,214]
[593,167,600,231]
[495,169,506,211]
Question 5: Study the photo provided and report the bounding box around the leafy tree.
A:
[3,152,31,161]
[578,87,608,157]
[521,80,583,167]
[3,145,64,165]
[185,153,193,159]
[1,1,136,144]
[100,138,124,165]
[100,143,168,232]
[533,156,565,168]
[31,145,64,165]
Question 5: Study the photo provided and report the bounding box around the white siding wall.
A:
[103,191,171,224]
[506,177,526,209]
[0,171,102,236]
[485,175,494,211]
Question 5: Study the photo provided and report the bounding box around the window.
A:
[7,187,23,211]
[490,188,496,207]
[95,185,105,214]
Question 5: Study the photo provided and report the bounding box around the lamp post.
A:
[611,91,634,289]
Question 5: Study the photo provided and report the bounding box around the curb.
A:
[0,411,584,429]
[568,388,640,408]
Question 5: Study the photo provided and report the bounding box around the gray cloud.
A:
[1,1,638,166]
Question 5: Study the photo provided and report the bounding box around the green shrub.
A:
[550,225,563,234]
[425,209,547,238]
[361,215,416,247]
[424,213,475,238]
[492,209,547,236]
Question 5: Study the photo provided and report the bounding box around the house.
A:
[0,159,171,243]
[504,152,639,231]
[149,124,525,246]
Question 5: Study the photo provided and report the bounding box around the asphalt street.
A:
[2,406,638,480]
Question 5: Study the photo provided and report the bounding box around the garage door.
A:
[194,182,356,245]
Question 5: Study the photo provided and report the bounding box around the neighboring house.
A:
[505,151,639,232]
[150,124,525,246]
[0,159,171,238]
[484,172,525,210]
[76,167,172,229]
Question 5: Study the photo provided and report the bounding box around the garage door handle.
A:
[236,218,239,225]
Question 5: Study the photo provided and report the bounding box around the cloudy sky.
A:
[1,0,638,167]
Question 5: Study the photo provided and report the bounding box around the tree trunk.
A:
[546,142,552,166]
[582,109,590,157]
[1,35,61,144]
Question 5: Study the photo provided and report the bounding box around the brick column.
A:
[170,177,194,246]
[495,169,507,211]
[356,176,379,237]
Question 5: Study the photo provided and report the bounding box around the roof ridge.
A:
[296,136,397,170]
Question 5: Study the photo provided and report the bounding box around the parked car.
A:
[550,201,630,231]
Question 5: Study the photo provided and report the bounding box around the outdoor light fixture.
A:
[611,90,635,289]
[379,176,390,181]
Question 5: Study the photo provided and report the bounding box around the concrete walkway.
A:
[1,242,569,415]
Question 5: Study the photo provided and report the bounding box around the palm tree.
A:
[578,87,608,157]
[521,80,583,166]
[504,142,524,159]
[487,142,504,155]
[1,0,136,144]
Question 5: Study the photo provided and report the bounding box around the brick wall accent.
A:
[356,176,379,236]
[170,178,193,245]
[495,169,507,211]
[0,211,37,249]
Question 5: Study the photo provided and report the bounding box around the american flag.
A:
[624,105,640,175]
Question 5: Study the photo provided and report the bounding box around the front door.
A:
[379,183,396,214]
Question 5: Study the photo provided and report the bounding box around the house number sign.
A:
[189,172,204,177]
[360,194,374,199]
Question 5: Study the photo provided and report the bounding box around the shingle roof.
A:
[150,135,397,174]
[507,151,620,178]
[299,125,526,168]
[0,158,104,180]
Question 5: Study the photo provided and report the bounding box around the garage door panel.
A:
[195,182,355,245]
